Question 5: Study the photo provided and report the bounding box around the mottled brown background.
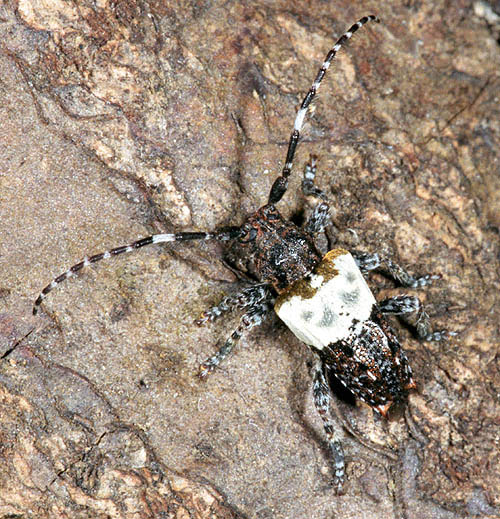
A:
[0,1,499,518]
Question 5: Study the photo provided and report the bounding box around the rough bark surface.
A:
[1,1,499,518]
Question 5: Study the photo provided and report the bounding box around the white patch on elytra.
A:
[275,250,376,349]
[309,274,324,289]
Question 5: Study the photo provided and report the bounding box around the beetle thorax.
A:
[239,205,321,291]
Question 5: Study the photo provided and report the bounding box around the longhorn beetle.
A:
[33,15,455,493]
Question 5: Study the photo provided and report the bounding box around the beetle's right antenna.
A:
[33,227,242,315]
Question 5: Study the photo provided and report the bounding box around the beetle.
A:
[33,15,455,493]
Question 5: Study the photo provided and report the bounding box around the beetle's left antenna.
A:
[268,15,380,205]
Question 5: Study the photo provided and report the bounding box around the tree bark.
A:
[1,1,499,518]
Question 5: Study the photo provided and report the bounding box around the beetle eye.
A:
[239,226,257,243]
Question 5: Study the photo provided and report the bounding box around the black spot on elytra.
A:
[318,306,336,327]
[346,271,357,283]
[340,287,360,306]
[340,342,353,356]
[301,310,314,322]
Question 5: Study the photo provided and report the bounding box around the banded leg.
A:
[311,357,346,494]
[268,15,379,204]
[302,156,331,235]
[195,284,273,325]
[353,252,441,288]
[33,227,242,315]
[198,302,273,378]
[302,155,327,201]
[378,295,457,341]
